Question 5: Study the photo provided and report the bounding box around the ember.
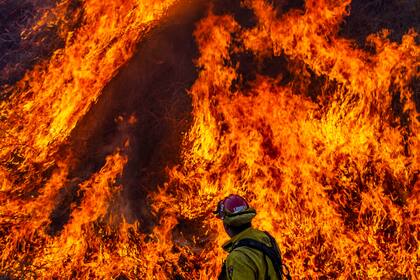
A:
[0,0,418,279]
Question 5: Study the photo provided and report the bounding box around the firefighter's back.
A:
[223,228,280,280]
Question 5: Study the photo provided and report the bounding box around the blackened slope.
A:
[0,0,82,89]
[54,0,206,234]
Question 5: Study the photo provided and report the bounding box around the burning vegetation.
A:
[0,0,419,279]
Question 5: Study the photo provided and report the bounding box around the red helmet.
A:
[214,195,256,225]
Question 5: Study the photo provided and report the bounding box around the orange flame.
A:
[156,0,419,278]
[0,0,178,164]
[1,0,418,279]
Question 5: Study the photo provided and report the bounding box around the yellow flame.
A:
[0,0,418,278]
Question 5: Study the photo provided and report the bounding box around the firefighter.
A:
[214,194,291,280]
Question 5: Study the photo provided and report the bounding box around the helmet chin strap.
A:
[223,221,252,237]
[223,223,235,237]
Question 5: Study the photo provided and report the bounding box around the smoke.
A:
[340,0,420,46]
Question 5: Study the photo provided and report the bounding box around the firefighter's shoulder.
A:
[225,248,258,279]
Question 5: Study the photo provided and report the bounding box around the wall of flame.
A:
[0,0,418,279]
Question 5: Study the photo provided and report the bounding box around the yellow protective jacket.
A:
[220,227,280,280]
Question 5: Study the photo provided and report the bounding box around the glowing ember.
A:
[0,0,418,279]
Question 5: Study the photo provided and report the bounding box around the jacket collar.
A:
[222,227,254,252]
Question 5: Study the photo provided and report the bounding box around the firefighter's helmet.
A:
[214,194,256,226]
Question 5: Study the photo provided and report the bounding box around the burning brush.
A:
[0,0,418,279]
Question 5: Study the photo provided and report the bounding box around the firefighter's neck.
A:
[224,222,252,238]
